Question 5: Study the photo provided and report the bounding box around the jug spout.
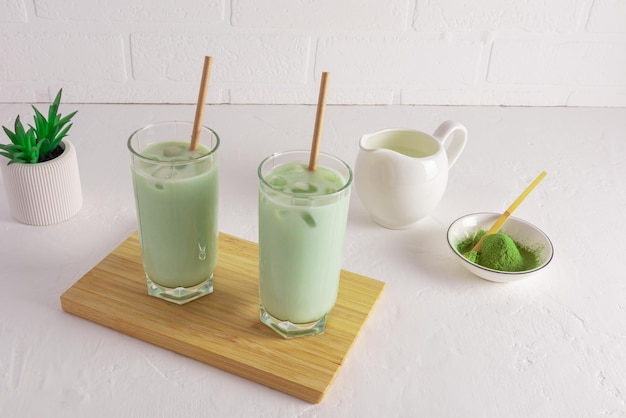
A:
[359,130,389,152]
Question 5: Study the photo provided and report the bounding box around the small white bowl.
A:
[447,212,554,283]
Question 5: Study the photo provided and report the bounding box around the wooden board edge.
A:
[60,286,328,404]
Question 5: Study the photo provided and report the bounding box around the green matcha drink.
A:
[258,151,352,338]
[129,122,219,304]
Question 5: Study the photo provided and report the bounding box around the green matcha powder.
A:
[456,230,541,272]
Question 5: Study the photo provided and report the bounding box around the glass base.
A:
[146,274,213,305]
[260,305,328,339]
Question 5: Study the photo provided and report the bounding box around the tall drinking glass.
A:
[258,150,352,338]
[128,121,219,304]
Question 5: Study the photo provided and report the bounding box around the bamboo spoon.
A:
[464,171,547,260]
[189,56,213,151]
[308,72,330,171]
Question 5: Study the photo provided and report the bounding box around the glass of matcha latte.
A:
[258,150,352,338]
[128,121,219,304]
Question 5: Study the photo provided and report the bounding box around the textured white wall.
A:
[1,0,625,106]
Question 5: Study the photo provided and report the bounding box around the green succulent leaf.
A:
[1,88,77,164]
[0,143,16,152]
[31,107,49,138]
[39,138,56,158]
[49,90,62,119]
[8,157,28,165]
[2,125,18,145]
[55,122,73,141]
[6,150,28,165]
[14,116,27,143]
[22,131,32,153]
[58,110,77,126]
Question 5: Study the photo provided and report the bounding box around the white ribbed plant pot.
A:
[0,140,83,225]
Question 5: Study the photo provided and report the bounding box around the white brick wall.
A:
[413,0,589,32]
[1,0,625,106]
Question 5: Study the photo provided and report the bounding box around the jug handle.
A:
[432,120,468,168]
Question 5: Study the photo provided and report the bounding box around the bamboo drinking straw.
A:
[467,171,547,255]
[308,72,330,171]
[189,56,213,151]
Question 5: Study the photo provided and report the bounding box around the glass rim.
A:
[127,121,220,165]
[258,149,353,198]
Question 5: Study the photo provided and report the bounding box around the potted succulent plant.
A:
[0,89,82,225]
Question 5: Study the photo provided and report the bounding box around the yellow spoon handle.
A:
[471,171,547,252]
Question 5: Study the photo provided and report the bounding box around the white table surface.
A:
[1,103,625,418]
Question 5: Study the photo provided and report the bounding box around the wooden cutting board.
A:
[60,232,385,404]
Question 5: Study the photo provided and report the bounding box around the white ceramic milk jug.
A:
[355,121,467,229]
